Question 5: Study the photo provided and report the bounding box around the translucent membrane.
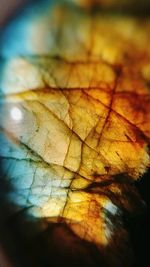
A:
[0,1,150,267]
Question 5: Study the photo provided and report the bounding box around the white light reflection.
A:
[10,106,23,122]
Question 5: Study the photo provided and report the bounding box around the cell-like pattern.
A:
[0,1,150,267]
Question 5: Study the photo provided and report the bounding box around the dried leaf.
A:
[0,1,150,267]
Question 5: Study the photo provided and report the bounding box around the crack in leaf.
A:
[0,2,150,266]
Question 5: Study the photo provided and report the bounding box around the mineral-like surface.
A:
[0,1,150,266]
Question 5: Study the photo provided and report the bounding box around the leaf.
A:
[0,1,150,266]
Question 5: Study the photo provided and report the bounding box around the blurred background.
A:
[1,0,150,27]
[0,0,30,27]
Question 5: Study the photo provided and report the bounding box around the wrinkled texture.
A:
[0,1,150,267]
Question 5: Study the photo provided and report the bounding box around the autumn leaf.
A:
[0,1,150,267]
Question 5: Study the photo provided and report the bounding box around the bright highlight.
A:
[10,107,23,122]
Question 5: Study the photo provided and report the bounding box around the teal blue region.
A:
[0,58,8,95]
[0,0,55,58]
[0,127,69,214]
[0,132,36,207]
